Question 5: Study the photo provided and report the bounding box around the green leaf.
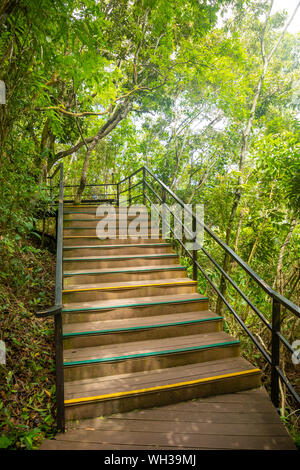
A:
[0,434,13,449]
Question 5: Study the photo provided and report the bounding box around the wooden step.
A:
[63,217,150,228]
[64,205,134,213]
[64,204,111,212]
[62,311,223,349]
[63,212,149,220]
[63,253,179,270]
[63,226,155,237]
[63,243,172,257]
[63,331,240,381]
[62,278,197,303]
[63,236,165,246]
[64,265,187,287]
[62,293,209,323]
[63,357,260,420]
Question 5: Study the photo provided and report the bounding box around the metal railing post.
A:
[161,188,166,239]
[128,177,132,206]
[143,167,146,206]
[192,213,197,281]
[271,298,280,409]
[55,208,58,242]
[36,164,65,432]
[50,176,53,200]
[117,183,120,207]
[54,311,65,431]
[55,163,65,432]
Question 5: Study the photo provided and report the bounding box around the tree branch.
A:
[34,106,111,118]
[54,136,97,161]
[260,0,274,63]
[266,0,300,63]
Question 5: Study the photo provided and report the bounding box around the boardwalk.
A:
[39,202,298,451]
[40,387,296,450]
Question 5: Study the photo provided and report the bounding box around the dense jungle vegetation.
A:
[0,0,299,449]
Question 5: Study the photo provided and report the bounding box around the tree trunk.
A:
[234,208,244,253]
[74,145,93,204]
[273,219,297,295]
[39,118,55,184]
[74,101,131,203]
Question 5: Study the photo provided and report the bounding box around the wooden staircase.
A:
[61,204,261,421]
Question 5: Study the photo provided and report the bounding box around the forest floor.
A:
[0,235,57,449]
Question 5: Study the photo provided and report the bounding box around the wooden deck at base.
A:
[39,388,296,450]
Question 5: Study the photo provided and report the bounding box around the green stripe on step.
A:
[64,266,185,276]
[63,340,240,366]
[62,316,223,337]
[64,227,153,230]
[62,296,208,313]
[63,243,171,249]
[64,211,122,214]
[63,254,177,261]
[63,218,150,221]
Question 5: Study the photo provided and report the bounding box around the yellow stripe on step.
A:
[62,280,197,293]
[63,236,161,239]
[62,236,136,238]
[63,236,101,238]
[64,368,261,405]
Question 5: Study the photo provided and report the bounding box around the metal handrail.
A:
[36,163,65,431]
[144,166,300,317]
[119,165,300,408]
[145,191,273,364]
[119,180,142,194]
[54,184,118,188]
[144,179,273,331]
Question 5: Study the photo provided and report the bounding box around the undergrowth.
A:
[0,234,56,449]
